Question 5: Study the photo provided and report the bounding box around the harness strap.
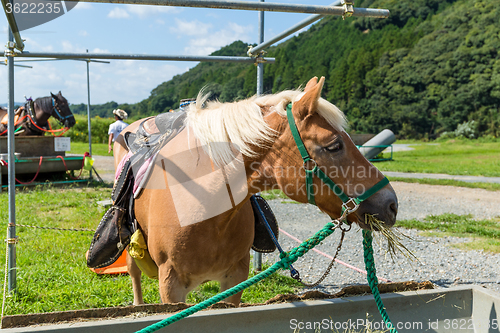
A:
[286,103,388,212]
[51,97,74,122]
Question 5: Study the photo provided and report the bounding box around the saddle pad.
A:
[251,195,278,253]
[87,204,133,269]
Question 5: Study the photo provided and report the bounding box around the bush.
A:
[439,120,478,140]
[50,115,129,144]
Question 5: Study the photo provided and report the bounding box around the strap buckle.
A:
[342,198,360,214]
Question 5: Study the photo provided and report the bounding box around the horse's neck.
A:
[33,98,52,125]
[244,110,287,194]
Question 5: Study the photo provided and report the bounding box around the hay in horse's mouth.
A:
[364,214,417,262]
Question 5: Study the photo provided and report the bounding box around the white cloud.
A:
[23,37,54,52]
[91,48,110,54]
[60,41,109,54]
[61,41,83,53]
[0,60,188,105]
[170,18,212,36]
[183,22,253,56]
[78,30,88,37]
[108,7,130,19]
[125,5,179,19]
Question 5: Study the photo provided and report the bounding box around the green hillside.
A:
[73,0,500,139]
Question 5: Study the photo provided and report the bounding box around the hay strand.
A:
[364,214,417,261]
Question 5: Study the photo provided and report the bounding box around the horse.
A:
[0,91,76,136]
[113,77,398,306]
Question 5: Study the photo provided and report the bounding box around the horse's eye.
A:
[325,141,342,153]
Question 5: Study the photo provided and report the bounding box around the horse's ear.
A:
[58,91,62,96]
[51,92,57,99]
[304,77,319,92]
[294,76,325,119]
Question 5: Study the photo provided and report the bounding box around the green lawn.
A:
[377,140,500,177]
[69,142,109,157]
[397,214,500,253]
[0,186,300,316]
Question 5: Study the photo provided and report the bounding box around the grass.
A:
[377,139,500,177]
[0,186,300,316]
[69,142,109,156]
[397,213,500,253]
[387,177,500,191]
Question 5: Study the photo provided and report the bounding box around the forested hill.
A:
[74,0,500,139]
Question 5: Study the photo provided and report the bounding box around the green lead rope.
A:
[135,225,397,333]
[363,230,398,333]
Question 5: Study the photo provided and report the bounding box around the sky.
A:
[0,0,336,106]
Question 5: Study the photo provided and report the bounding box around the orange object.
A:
[87,250,129,275]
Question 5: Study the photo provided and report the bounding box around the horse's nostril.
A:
[389,202,398,216]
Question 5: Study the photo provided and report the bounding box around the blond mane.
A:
[185,88,346,166]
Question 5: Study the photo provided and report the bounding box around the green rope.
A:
[363,230,398,333]
[135,224,397,333]
[135,222,337,333]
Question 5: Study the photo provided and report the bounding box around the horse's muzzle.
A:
[355,185,398,230]
[66,118,76,128]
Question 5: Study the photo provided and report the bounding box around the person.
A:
[108,109,128,154]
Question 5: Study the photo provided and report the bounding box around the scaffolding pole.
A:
[248,0,342,56]
[61,0,389,18]
[253,0,265,272]
[0,0,24,50]
[6,27,17,293]
[13,51,275,63]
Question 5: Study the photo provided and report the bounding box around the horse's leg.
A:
[158,262,189,303]
[126,251,144,305]
[219,252,250,306]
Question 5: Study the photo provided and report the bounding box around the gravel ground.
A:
[260,181,500,295]
[93,154,500,295]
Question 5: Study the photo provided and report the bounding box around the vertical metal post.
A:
[86,51,93,179]
[7,26,17,293]
[253,0,265,272]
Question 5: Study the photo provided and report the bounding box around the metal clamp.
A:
[4,49,16,58]
[254,55,267,65]
[5,237,19,244]
[341,0,354,20]
[342,197,360,214]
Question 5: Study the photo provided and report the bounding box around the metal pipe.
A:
[14,58,111,64]
[256,0,265,96]
[14,52,275,63]
[253,0,265,273]
[60,0,389,17]
[248,0,341,56]
[86,55,93,179]
[7,27,17,294]
[1,0,25,51]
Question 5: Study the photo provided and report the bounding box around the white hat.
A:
[113,109,128,120]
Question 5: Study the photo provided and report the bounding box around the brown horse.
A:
[113,77,398,306]
[0,92,75,136]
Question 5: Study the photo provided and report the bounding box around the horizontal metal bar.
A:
[248,0,341,56]
[60,0,389,17]
[14,51,276,63]
[14,58,111,64]
[1,0,25,51]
